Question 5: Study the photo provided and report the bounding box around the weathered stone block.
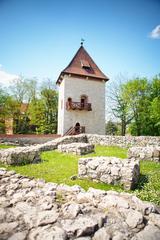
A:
[58,143,94,155]
[0,168,160,240]
[0,147,41,165]
[86,134,160,147]
[78,157,140,190]
[128,146,160,162]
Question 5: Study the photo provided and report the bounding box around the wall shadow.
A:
[135,174,149,190]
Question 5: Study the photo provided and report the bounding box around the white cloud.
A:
[150,25,160,39]
[0,69,19,86]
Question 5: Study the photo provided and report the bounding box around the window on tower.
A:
[80,95,88,108]
[81,60,90,69]
[80,59,95,75]
[66,97,72,110]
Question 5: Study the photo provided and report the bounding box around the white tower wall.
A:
[57,75,105,135]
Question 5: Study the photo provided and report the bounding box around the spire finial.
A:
[81,38,85,46]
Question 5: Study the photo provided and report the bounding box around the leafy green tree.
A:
[1,77,58,134]
[106,120,118,135]
[109,81,133,136]
[122,78,151,135]
[9,76,37,103]
[28,98,46,133]
[0,88,8,133]
[28,86,58,134]
[150,75,160,99]
[109,75,160,136]
[0,88,20,132]
[121,76,160,136]
[0,88,8,117]
[148,75,160,135]
[0,94,21,134]
[150,97,160,134]
[40,88,58,133]
[8,76,38,133]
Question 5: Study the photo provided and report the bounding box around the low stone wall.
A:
[0,134,60,146]
[0,135,88,165]
[58,143,94,155]
[128,146,160,162]
[86,134,160,147]
[0,168,160,240]
[0,141,59,165]
[1,133,159,147]
[55,134,88,145]
[0,146,41,165]
[78,157,140,190]
[1,133,160,165]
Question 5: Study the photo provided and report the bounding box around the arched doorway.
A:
[75,122,80,134]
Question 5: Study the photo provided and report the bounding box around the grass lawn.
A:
[0,144,16,149]
[0,145,160,205]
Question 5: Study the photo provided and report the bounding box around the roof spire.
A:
[81,38,85,46]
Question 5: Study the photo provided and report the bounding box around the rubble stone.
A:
[128,146,160,162]
[0,134,159,165]
[78,157,140,190]
[0,168,159,240]
[58,142,94,155]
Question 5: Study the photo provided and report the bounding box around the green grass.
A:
[86,145,127,158]
[134,161,160,205]
[0,145,160,205]
[0,145,126,192]
[0,144,16,149]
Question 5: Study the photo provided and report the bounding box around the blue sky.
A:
[0,0,160,86]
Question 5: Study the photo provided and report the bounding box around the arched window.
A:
[80,95,88,108]
[66,97,72,110]
[68,97,72,102]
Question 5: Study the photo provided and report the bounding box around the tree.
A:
[121,78,151,135]
[8,76,38,133]
[0,88,8,118]
[106,120,118,135]
[150,97,160,134]
[40,88,58,133]
[150,74,160,99]
[9,76,37,103]
[149,75,160,135]
[0,88,8,133]
[121,76,160,136]
[28,83,58,134]
[0,88,20,133]
[108,80,133,136]
[1,77,58,134]
[108,75,160,136]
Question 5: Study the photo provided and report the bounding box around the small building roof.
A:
[56,45,109,84]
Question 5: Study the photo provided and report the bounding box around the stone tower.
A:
[56,44,109,136]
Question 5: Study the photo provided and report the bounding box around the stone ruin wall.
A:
[0,134,159,193]
[128,146,160,162]
[0,134,160,165]
[0,135,60,146]
[57,143,95,155]
[0,135,160,239]
[0,135,87,165]
[0,168,160,240]
[78,156,140,190]
[86,134,160,147]
[0,133,159,147]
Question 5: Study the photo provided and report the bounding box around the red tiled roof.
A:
[56,46,109,84]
